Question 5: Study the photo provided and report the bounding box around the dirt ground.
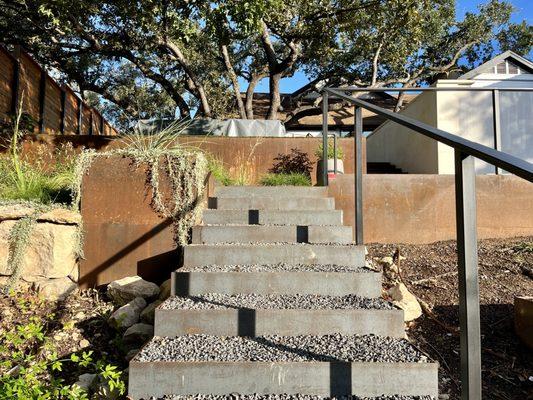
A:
[368,236,533,400]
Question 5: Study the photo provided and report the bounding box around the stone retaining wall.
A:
[0,204,81,299]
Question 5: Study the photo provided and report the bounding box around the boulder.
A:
[107,276,159,306]
[0,204,81,224]
[108,297,146,329]
[140,300,162,325]
[158,278,171,300]
[33,277,77,300]
[0,220,79,282]
[125,348,140,362]
[387,282,422,322]
[123,323,154,346]
[74,373,97,391]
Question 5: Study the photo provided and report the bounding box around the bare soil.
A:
[368,236,533,400]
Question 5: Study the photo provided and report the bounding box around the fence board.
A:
[0,44,118,135]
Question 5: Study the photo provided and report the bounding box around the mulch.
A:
[368,237,533,400]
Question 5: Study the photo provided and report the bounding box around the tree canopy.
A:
[0,0,531,128]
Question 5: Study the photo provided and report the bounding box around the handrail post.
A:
[454,150,482,400]
[322,91,329,186]
[354,106,363,245]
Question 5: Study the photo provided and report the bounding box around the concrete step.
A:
[128,335,438,399]
[215,186,328,198]
[192,225,353,244]
[154,295,404,337]
[211,196,335,210]
[171,270,381,297]
[183,244,364,267]
[202,210,343,226]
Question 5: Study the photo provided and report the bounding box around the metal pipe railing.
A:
[321,86,533,400]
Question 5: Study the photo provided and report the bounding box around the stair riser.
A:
[192,226,353,244]
[183,245,364,267]
[171,272,381,297]
[215,186,328,198]
[154,309,405,337]
[128,361,438,399]
[202,210,343,225]
[212,197,335,210]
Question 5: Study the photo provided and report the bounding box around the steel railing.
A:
[321,86,533,400]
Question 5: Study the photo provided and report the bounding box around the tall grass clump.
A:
[259,172,311,186]
[0,94,76,204]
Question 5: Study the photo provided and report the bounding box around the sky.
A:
[249,0,533,94]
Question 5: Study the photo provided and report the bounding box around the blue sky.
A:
[250,0,532,94]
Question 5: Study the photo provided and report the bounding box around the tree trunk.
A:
[267,72,282,120]
[220,44,246,119]
[163,38,212,117]
[245,71,267,119]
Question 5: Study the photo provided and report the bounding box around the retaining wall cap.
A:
[0,204,81,225]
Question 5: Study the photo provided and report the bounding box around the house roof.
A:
[458,50,533,80]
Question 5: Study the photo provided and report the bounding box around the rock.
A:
[0,204,81,224]
[108,297,146,329]
[140,300,162,325]
[33,277,77,300]
[158,278,171,300]
[79,339,90,348]
[387,282,422,322]
[0,220,79,282]
[123,323,154,346]
[74,373,97,391]
[107,276,159,305]
[380,256,394,266]
[125,348,140,362]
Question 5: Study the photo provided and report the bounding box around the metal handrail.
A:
[321,86,533,400]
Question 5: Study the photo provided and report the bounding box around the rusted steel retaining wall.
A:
[329,174,533,244]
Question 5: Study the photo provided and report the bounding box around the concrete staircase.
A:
[128,186,438,399]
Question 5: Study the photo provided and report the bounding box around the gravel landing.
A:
[179,263,371,273]
[160,294,395,310]
[134,334,429,363]
[148,395,434,400]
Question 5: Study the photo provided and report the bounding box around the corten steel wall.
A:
[16,135,366,184]
[0,46,118,135]
[329,174,533,244]
[80,156,180,288]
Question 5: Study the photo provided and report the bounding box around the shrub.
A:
[315,139,344,160]
[259,173,311,186]
[269,148,312,177]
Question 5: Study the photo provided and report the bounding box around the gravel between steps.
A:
[179,263,371,273]
[160,294,395,310]
[148,395,434,400]
[134,334,429,363]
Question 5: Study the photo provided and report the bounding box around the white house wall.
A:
[499,90,533,166]
[435,89,495,174]
[366,91,439,173]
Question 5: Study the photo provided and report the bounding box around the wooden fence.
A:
[0,45,119,136]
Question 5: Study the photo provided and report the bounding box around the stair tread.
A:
[177,263,374,273]
[134,334,431,364]
[142,394,434,400]
[160,294,395,311]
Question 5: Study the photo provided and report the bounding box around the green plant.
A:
[269,148,312,177]
[207,156,235,186]
[0,316,125,400]
[315,139,344,160]
[259,173,311,186]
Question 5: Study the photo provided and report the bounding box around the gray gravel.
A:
[160,294,395,310]
[179,263,370,273]
[134,334,429,363]
[147,395,434,400]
